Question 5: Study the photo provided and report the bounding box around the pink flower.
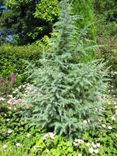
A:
[0,78,4,84]
[8,74,16,83]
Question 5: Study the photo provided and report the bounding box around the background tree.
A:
[0,0,59,45]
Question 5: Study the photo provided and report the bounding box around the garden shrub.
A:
[0,104,28,141]
[0,40,48,86]
[94,0,117,37]
[0,73,17,97]
[0,135,78,156]
[97,36,117,98]
[97,36,117,70]
[25,0,109,139]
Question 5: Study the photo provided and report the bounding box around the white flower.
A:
[92,143,97,148]
[45,149,49,153]
[74,139,84,144]
[6,119,10,121]
[8,95,13,98]
[0,97,5,101]
[83,120,87,124]
[14,89,19,92]
[7,129,13,134]
[27,133,31,138]
[43,132,55,140]
[18,85,22,89]
[49,132,55,139]
[102,124,106,128]
[22,85,26,88]
[3,144,8,149]
[12,91,16,94]
[16,143,21,147]
[94,149,99,154]
[86,142,90,147]
[96,143,100,147]
[108,126,112,130]
[7,99,12,104]
[34,146,39,149]
[89,147,94,153]
[8,107,12,110]
[78,154,82,156]
[111,116,116,121]
[73,142,78,147]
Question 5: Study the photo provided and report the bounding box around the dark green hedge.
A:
[0,44,47,85]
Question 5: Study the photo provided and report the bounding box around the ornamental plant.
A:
[26,0,109,139]
[0,73,16,97]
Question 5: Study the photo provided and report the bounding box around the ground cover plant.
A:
[0,95,117,155]
[0,0,117,155]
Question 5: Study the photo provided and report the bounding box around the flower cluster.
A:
[73,139,101,154]
[0,83,35,110]
[110,71,117,77]
[43,132,55,140]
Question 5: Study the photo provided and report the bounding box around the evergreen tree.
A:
[26,0,108,139]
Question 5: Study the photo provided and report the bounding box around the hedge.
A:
[0,43,48,85]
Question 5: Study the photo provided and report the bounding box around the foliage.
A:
[0,0,98,45]
[30,135,77,156]
[34,0,60,22]
[0,102,77,156]
[0,40,48,85]
[0,0,116,155]
[0,74,16,97]
[70,0,97,59]
[94,0,117,21]
[0,0,59,44]
[97,36,117,71]
[72,0,96,41]
[25,0,109,139]
[0,136,78,156]
[0,97,117,155]
[94,0,117,36]
[0,106,28,141]
[74,99,117,156]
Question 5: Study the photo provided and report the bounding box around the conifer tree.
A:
[26,0,108,139]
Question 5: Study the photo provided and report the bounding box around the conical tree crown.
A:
[26,0,108,139]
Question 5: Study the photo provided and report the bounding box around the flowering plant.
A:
[0,73,16,97]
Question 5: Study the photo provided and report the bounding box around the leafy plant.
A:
[0,41,48,85]
[94,0,117,37]
[0,0,59,44]
[72,0,96,41]
[34,0,60,22]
